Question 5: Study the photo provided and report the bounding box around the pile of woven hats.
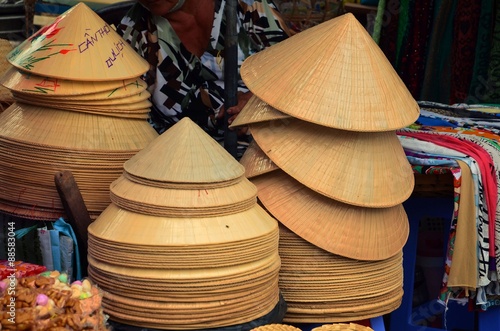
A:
[231,13,420,323]
[0,3,158,220]
[87,117,282,329]
[0,38,13,112]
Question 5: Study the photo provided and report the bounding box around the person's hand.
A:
[217,91,252,135]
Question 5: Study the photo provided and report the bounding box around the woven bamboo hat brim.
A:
[12,94,152,111]
[278,247,403,295]
[283,288,402,321]
[7,3,149,81]
[0,102,157,220]
[311,324,373,331]
[88,252,280,285]
[0,39,14,109]
[229,95,290,128]
[0,150,130,219]
[240,140,278,179]
[10,95,152,119]
[98,282,279,315]
[277,226,404,323]
[99,285,278,316]
[0,39,12,79]
[87,231,278,267]
[5,103,150,120]
[12,88,150,106]
[0,199,64,221]
[110,174,257,218]
[240,13,419,132]
[10,79,148,101]
[0,102,158,151]
[251,324,302,331]
[0,66,147,96]
[87,232,278,269]
[250,118,414,208]
[124,117,245,185]
[88,253,279,285]
[88,253,281,329]
[88,202,278,247]
[10,97,152,120]
[99,288,279,330]
[252,170,409,260]
[87,266,279,300]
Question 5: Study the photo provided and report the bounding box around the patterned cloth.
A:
[117,0,289,136]
[399,129,496,299]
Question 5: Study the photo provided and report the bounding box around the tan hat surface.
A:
[124,117,245,185]
[252,170,409,260]
[110,173,257,218]
[0,102,158,151]
[7,3,149,81]
[278,225,403,323]
[11,88,150,105]
[229,95,290,128]
[239,140,278,179]
[0,39,14,109]
[251,324,302,331]
[0,66,147,96]
[311,323,374,331]
[88,203,278,247]
[250,118,414,208]
[241,13,419,132]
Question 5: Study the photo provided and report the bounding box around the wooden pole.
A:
[223,0,238,158]
[54,170,91,278]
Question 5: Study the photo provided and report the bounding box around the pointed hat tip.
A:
[7,1,149,81]
[124,116,245,183]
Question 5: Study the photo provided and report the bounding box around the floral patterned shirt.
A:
[117,0,289,134]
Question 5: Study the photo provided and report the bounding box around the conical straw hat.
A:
[239,140,278,179]
[240,13,419,132]
[277,226,404,324]
[99,286,279,330]
[0,102,158,151]
[124,117,245,185]
[252,170,408,260]
[11,88,150,105]
[88,202,278,247]
[250,118,414,208]
[109,173,257,217]
[229,95,290,128]
[7,3,149,81]
[11,92,151,109]
[0,66,147,96]
[0,39,14,109]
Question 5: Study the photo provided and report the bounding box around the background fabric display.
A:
[399,103,500,312]
[376,0,500,105]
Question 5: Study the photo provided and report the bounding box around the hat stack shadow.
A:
[231,12,420,323]
[87,117,283,329]
[0,3,158,220]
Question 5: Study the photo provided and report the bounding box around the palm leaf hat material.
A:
[7,2,149,81]
[240,13,419,132]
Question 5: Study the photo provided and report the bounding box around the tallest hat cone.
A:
[240,13,419,132]
[6,2,149,81]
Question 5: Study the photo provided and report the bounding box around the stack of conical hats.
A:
[0,38,13,113]
[87,117,282,330]
[231,13,419,322]
[0,3,158,220]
